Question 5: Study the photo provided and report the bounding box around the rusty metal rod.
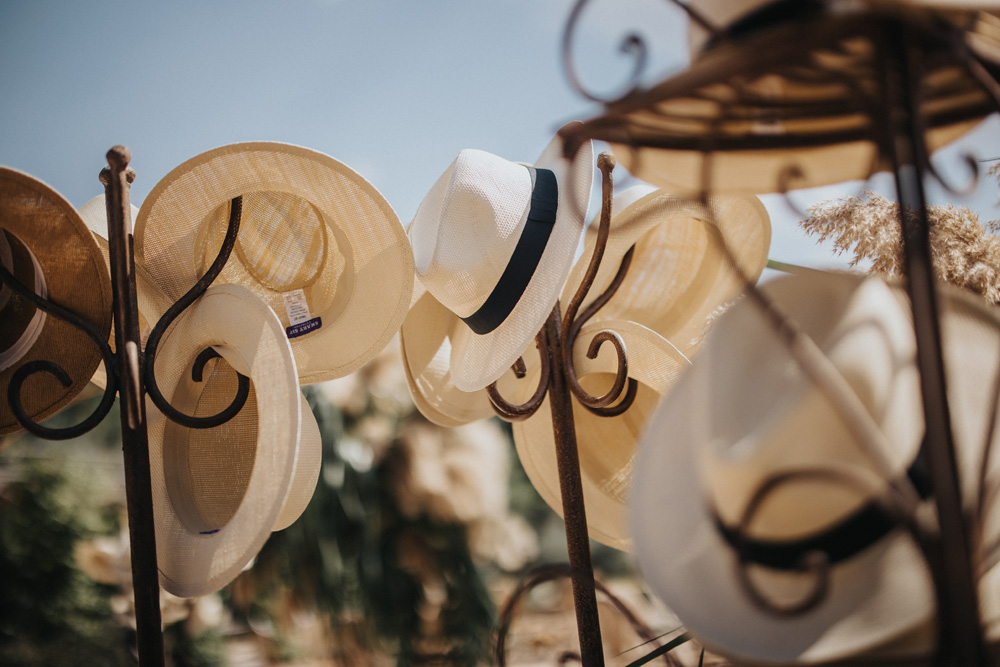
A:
[100,146,165,667]
[879,20,986,667]
[544,305,606,667]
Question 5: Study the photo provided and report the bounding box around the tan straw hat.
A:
[567,0,996,194]
[147,283,316,597]
[512,319,690,551]
[134,142,413,385]
[0,167,112,436]
[408,128,594,392]
[630,271,1000,663]
[77,194,175,390]
[563,184,771,356]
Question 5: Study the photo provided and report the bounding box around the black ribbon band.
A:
[460,166,558,335]
[713,459,930,571]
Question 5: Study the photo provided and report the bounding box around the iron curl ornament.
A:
[1,146,254,667]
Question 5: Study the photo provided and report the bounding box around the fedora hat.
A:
[512,319,690,551]
[77,195,175,390]
[134,141,413,385]
[147,283,319,597]
[401,183,653,428]
[562,184,771,356]
[0,168,113,436]
[564,0,997,195]
[408,128,594,392]
[629,271,1000,663]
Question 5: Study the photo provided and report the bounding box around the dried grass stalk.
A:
[800,191,1000,304]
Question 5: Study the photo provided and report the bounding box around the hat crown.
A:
[410,149,535,319]
[701,277,922,541]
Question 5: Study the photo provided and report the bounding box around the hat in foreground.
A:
[408,128,593,392]
[135,141,413,385]
[147,284,319,597]
[0,168,112,436]
[630,271,1000,663]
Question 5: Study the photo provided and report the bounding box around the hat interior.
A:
[0,228,47,372]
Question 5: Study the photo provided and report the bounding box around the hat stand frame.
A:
[487,152,643,667]
[558,2,1000,666]
[1,145,254,667]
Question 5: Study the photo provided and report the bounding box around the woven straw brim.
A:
[565,11,992,194]
[274,390,321,531]
[629,272,1000,663]
[135,142,413,385]
[400,282,527,426]
[0,168,112,436]
[512,319,690,551]
[77,195,175,390]
[147,284,299,597]
[564,188,770,356]
[449,132,594,391]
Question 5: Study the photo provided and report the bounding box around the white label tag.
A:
[282,289,312,325]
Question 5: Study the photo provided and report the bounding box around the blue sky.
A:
[3,0,1000,273]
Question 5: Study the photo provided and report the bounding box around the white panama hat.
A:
[134,141,413,385]
[408,127,594,392]
[630,271,1000,663]
[512,319,690,551]
[147,283,319,597]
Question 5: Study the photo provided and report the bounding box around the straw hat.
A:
[134,142,413,385]
[147,283,318,597]
[630,271,1000,663]
[565,0,997,194]
[0,167,113,436]
[512,319,690,551]
[561,184,771,356]
[408,129,593,392]
[77,195,175,390]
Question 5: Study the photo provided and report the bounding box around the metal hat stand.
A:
[2,147,252,667]
[555,2,1000,666]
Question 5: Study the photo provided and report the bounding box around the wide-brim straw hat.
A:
[563,184,771,356]
[0,167,112,436]
[77,195,175,390]
[512,319,690,551]
[408,128,593,392]
[630,271,1000,663]
[562,1,999,195]
[134,141,413,385]
[148,283,317,597]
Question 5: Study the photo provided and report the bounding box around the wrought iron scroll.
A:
[487,152,638,667]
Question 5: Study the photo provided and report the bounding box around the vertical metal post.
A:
[101,146,165,667]
[879,21,986,667]
[544,307,606,667]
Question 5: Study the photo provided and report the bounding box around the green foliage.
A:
[0,458,131,666]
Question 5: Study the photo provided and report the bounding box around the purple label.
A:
[286,317,322,339]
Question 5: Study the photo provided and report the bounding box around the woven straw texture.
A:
[147,284,300,597]
[630,272,1000,664]
[135,142,413,385]
[410,129,593,392]
[512,319,690,551]
[0,167,112,436]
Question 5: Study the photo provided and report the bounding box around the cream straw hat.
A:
[0,167,112,436]
[147,283,315,597]
[135,142,413,385]
[568,0,997,195]
[512,319,690,551]
[630,271,1000,664]
[408,128,593,392]
[77,194,175,390]
[562,184,771,356]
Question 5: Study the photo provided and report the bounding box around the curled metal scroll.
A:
[487,151,637,421]
[143,197,251,430]
[562,0,648,104]
[0,262,118,440]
